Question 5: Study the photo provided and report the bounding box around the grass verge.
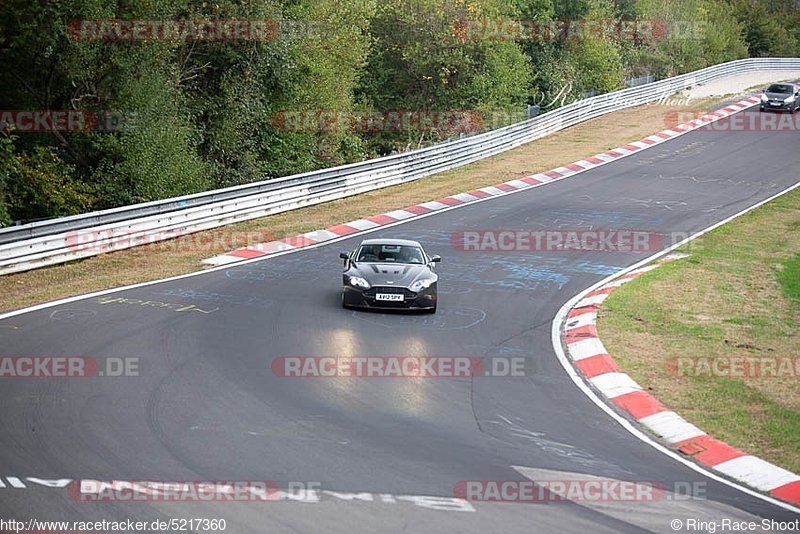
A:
[0,96,732,314]
[598,187,800,473]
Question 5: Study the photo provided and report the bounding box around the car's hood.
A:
[765,91,792,100]
[354,263,433,287]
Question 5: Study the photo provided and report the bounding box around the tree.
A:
[357,0,532,152]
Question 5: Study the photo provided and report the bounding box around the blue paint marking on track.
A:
[501,262,570,289]
[544,209,658,227]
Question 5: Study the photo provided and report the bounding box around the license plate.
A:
[770,102,781,106]
[375,293,404,302]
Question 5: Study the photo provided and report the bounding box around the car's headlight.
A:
[349,276,370,289]
[785,95,796,103]
[761,94,768,102]
[410,279,435,292]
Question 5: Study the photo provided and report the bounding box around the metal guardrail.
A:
[2,57,799,275]
[624,74,655,88]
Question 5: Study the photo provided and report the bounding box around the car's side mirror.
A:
[339,251,350,260]
[429,255,442,263]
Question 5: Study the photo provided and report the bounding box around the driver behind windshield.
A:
[357,245,380,262]
[399,247,424,264]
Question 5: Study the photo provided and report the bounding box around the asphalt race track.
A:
[1,107,799,533]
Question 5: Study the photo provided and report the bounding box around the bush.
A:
[3,144,92,222]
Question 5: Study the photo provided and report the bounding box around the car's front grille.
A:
[364,286,417,298]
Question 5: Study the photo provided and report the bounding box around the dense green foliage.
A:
[1,0,797,223]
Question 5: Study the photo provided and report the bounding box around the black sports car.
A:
[340,239,441,313]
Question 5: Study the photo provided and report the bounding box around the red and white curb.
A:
[562,254,800,506]
[203,96,761,266]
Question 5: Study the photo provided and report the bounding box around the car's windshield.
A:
[767,84,794,94]
[356,244,425,264]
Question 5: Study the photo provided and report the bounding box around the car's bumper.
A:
[343,285,437,310]
[761,101,794,111]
